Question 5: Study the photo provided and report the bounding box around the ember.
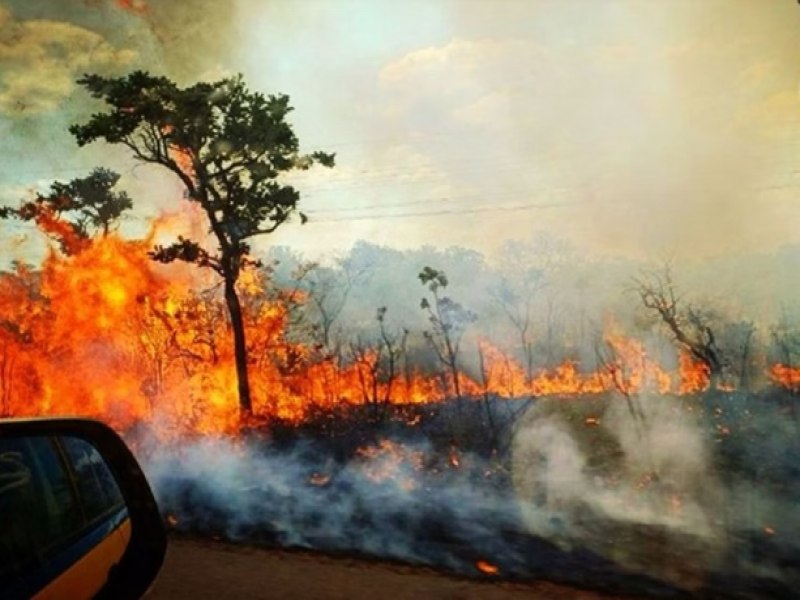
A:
[475,560,500,575]
[309,472,331,487]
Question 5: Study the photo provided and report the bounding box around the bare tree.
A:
[349,307,408,421]
[770,310,800,372]
[305,258,365,358]
[490,267,543,392]
[721,320,757,391]
[593,332,647,434]
[476,342,499,447]
[419,267,476,402]
[633,264,725,388]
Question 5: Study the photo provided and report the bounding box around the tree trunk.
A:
[224,274,253,418]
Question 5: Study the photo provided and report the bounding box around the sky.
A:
[1,0,800,266]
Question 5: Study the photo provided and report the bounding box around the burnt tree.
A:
[633,265,725,388]
[70,72,334,418]
[304,258,365,360]
[490,266,543,392]
[419,267,476,402]
[349,307,408,420]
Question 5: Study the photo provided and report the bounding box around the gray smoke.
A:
[133,390,800,598]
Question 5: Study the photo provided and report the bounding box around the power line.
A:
[306,199,581,224]
[305,196,458,214]
[302,186,573,215]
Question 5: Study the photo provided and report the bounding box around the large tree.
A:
[70,71,334,418]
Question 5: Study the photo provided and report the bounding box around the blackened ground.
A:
[140,391,800,600]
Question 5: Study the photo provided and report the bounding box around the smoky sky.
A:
[4,0,238,80]
[2,0,800,266]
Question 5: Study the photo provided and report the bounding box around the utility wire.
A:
[306,199,581,223]
[302,187,573,215]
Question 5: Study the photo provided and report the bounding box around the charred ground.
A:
[139,389,800,600]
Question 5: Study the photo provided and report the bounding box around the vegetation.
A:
[69,71,334,418]
[0,168,132,254]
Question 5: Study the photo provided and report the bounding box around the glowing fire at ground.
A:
[475,559,500,575]
[357,439,424,491]
[769,364,800,392]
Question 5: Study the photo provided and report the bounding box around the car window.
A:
[0,435,126,588]
[0,436,82,583]
[60,436,125,523]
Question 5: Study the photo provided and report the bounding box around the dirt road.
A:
[146,537,638,599]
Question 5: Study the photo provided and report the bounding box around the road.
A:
[146,536,638,599]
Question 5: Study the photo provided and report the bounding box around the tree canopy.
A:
[70,71,334,276]
[0,167,132,254]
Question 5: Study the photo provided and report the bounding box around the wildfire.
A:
[448,448,461,468]
[0,207,797,437]
[25,205,90,256]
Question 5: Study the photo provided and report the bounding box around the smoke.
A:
[511,392,800,596]
[368,0,800,260]
[512,394,725,589]
[111,0,244,83]
[3,0,244,83]
[141,435,513,570]
[133,389,800,598]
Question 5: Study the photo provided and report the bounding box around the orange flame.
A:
[357,439,423,491]
[678,351,710,394]
[27,205,90,256]
[2,210,798,436]
[769,364,800,392]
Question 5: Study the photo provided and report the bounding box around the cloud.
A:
[380,38,538,83]
[379,38,543,117]
[0,5,136,115]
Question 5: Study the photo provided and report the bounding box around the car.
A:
[0,418,166,600]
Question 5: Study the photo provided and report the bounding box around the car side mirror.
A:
[0,418,166,600]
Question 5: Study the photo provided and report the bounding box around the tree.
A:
[770,310,800,371]
[633,264,725,388]
[349,307,408,421]
[719,320,757,391]
[0,168,132,255]
[418,267,476,401]
[304,258,366,358]
[70,71,334,418]
[490,266,543,391]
